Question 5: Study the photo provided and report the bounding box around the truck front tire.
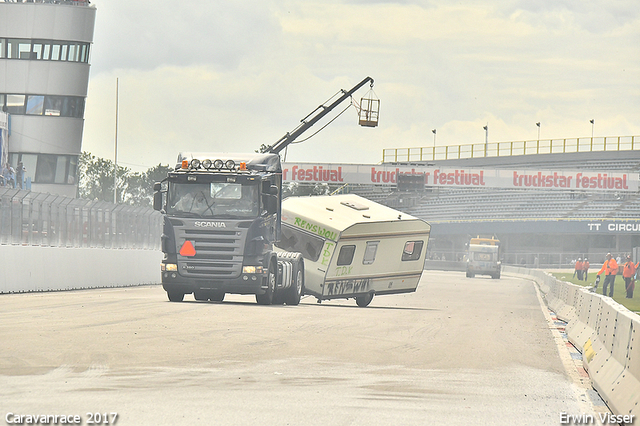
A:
[256,261,276,305]
[167,290,185,302]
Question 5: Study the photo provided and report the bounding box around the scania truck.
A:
[153,77,379,305]
[154,152,304,304]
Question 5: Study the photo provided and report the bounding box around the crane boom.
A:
[262,76,374,155]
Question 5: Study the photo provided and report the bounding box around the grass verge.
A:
[550,272,640,313]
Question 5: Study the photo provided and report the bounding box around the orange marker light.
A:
[179,240,196,257]
[181,160,189,169]
[239,162,247,171]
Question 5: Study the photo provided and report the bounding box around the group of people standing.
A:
[572,257,590,281]
[590,253,638,299]
[1,162,26,189]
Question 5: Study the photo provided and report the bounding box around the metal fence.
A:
[428,250,614,270]
[0,188,162,249]
[383,135,640,163]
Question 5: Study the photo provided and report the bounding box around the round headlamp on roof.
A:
[190,159,201,169]
[202,159,212,169]
[225,159,236,170]
[213,159,224,169]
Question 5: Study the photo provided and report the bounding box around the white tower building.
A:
[0,0,96,197]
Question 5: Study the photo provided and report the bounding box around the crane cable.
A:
[287,102,354,146]
[281,102,353,162]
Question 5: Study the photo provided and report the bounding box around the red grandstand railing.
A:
[383,135,640,163]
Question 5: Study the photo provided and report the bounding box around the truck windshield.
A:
[167,182,259,218]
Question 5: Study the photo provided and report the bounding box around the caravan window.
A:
[362,241,379,265]
[402,241,424,261]
[336,245,356,266]
[277,223,324,262]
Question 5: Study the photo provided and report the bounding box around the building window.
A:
[60,44,68,61]
[26,95,45,115]
[9,153,78,186]
[6,39,31,59]
[0,38,91,63]
[1,94,85,118]
[6,94,26,114]
[50,44,61,61]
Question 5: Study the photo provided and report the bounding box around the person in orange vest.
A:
[582,258,590,282]
[573,258,583,280]
[622,255,638,299]
[597,253,618,297]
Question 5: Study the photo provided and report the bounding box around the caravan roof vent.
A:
[340,201,369,211]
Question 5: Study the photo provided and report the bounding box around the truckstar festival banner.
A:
[281,162,639,192]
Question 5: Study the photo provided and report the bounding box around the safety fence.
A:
[504,265,640,418]
[0,188,162,249]
[383,135,640,163]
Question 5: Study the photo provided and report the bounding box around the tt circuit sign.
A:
[282,163,638,192]
[588,222,640,233]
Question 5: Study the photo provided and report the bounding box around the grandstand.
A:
[351,144,640,268]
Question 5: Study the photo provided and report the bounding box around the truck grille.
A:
[175,226,246,278]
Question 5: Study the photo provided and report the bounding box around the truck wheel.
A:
[355,292,374,307]
[193,291,208,301]
[167,290,184,302]
[256,261,276,305]
[210,291,225,302]
[285,258,304,305]
[492,273,501,279]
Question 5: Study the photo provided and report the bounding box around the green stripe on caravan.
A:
[293,217,337,240]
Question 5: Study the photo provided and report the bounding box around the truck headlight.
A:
[242,266,263,274]
[162,263,178,272]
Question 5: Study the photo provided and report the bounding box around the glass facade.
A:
[0,38,90,63]
[9,153,78,186]
[1,94,85,118]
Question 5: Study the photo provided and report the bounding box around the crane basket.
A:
[358,89,380,128]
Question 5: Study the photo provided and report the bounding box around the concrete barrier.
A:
[503,265,640,418]
[0,245,162,293]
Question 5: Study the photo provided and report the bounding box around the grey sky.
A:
[83,0,640,171]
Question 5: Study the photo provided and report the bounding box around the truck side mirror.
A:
[153,191,163,211]
[153,182,163,211]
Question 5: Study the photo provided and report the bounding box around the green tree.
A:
[77,152,172,206]
[123,163,172,206]
[77,151,129,203]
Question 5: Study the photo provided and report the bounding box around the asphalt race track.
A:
[0,271,602,425]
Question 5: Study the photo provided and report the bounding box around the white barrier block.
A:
[606,312,640,416]
[626,320,640,387]
[566,289,590,348]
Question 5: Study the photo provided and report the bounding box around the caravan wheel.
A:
[355,293,374,307]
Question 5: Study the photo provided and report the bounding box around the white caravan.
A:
[276,194,430,307]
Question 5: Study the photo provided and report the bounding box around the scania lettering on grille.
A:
[194,221,226,227]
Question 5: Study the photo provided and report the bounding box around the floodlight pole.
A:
[114,78,119,204]
[483,124,488,157]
